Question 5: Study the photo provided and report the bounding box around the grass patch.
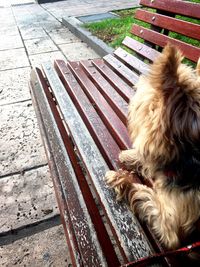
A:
[83,7,200,50]
[84,8,149,49]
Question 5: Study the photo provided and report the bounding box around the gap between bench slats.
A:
[42,62,156,262]
[131,24,200,62]
[140,0,200,19]
[135,9,200,41]
[30,69,108,267]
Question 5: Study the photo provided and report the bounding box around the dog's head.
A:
[129,44,200,187]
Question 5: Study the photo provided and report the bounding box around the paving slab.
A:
[0,101,47,176]
[48,28,80,45]
[0,224,71,267]
[0,34,23,51]
[24,36,58,55]
[29,50,66,67]
[59,42,99,61]
[0,26,19,36]
[0,166,59,233]
[0,48,30,71]
[42,21,64,33]
[42,0,139,18]
[20,26,48,40]
[0,67,31,105]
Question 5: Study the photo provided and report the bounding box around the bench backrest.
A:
[123,0,200,63]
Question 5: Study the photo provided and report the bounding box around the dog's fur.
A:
[106,44,200,250]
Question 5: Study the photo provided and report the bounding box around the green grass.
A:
[83,7,200,52]
[84,8,147,49]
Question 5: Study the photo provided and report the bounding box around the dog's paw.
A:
[105,169,132,200]
[118,149,141,172]
[104,170,117,184]
[119,150,135,169]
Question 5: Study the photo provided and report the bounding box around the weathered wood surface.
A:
[40,62,156,264]
[30,69,109,267]
[54,59,121,170]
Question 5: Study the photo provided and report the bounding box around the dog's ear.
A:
[196,58,200,76]
[148,44,183,92]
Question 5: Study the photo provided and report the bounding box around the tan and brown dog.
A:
[106,44,200,250]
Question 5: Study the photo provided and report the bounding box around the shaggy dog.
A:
[106,44,200,250]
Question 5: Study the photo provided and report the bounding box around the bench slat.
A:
[104,54,139,85]
[131,24,200,62]
[122,36,160,62]
[140,0,200,19]
[92,58,134,102]
[30,68,108,267]
[114,47,149,75]
[68,61,131,149]
[135,9,200,41]
[42,62,155,262]
[54,59,121,170]
[79,59,128,124]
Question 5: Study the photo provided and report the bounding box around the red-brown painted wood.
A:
[122,36,160,62]
[131,24,200,62]
[80,59,128,124]
[135,9,200,41]
[54,59,121,170]
[68,61,132,149]
[41,63,156,264]
[140,0,200,19]
[104,54,139,85]
[114,47,149,75]
[92,58,134,102]
[30,69,108,267]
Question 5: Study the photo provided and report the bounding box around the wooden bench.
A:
[29,0,200,266]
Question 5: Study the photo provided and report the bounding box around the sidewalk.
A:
[0,0,139,266]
